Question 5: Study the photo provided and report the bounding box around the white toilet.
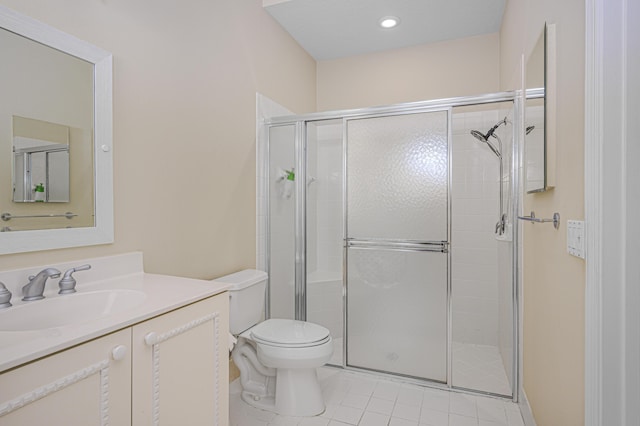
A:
[213,269,333,417]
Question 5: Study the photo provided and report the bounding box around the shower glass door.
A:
[346,111,450,382]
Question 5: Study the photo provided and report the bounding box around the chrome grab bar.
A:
[346,238,449,253]
[1,212,77,221]
[517,211,560,229]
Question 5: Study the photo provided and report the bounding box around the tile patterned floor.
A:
[230,367,525,426]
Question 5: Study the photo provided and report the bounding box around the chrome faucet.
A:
[22,268,61,301]
[58,264,91,294]
[0,282,12,308]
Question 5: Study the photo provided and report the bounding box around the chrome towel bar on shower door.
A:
[518,211,560,229]
[346,238,449,253]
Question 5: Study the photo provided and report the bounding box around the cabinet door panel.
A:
[132,295,229,426]
[0,329,131,426]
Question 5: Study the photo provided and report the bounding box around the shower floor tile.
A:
[451,342,512,396]
[229,367,525,426]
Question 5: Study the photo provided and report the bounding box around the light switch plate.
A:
[567,220,585,259]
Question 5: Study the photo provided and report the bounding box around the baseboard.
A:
[519,389,537,426]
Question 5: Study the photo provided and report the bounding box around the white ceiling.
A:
[264,0,506,61]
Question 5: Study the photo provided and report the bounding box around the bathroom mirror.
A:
[0,5,113,254]
[525,23,556,193]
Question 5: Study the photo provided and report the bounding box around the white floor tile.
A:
[359,411,390,426]
[243,404,278,422]
[238,417,270,426]
[392,402,421,422]
[298,416,331,426]
[422,391,450,413]
[332,405,364,425]
[397,386,424,406]
[268,416,302,425]
[475,397,507,424]
[230,368,524,426]
[342,393,371,410]
[325,389,349,405]
[349,378,378,396]
[366,396,395,415]
[450,394,477,418]
[389,417,419,426]
[372,381,401,401]
[505,409,524,426]
[419,407,449,426]
[448,413,478,426]
[478,420,507,426]
[322,404,339,419]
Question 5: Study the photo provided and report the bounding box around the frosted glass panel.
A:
[306,120,344,366]
[347,248,448,381]
[347,111,448,241]
[268,125,296,320]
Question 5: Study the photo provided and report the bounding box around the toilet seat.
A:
[250,319,331,348]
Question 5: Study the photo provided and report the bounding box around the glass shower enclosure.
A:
[261,92,523,399]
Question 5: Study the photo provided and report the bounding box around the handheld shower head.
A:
[470,116,508,158]
[470,130,487,142]
[470,129,501,158]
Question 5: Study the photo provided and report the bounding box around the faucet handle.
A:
[59,264,92,295]
[0,282,12,308]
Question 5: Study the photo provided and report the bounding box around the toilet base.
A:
[240,367,325,417]
[275,367,325,416]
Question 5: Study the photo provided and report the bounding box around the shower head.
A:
[470,129,502,158]
[470,116,508,158]
[526,125,535,135]
[470,129,487,142]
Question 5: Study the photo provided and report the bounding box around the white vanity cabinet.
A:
[0,329,132,425]
[132,293,229,425]
[0,293,229,426]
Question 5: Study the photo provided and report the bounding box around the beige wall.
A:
[0,0,316,279]
[500,1,586,425]
[317,33,500,111]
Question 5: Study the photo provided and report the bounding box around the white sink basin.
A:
[0,290,147,332]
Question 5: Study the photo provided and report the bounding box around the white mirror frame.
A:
[0,5,113,254]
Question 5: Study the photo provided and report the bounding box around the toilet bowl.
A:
[213,270,333,417]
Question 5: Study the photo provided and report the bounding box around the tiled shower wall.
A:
[451,106,515,391]
[451,110,503,347]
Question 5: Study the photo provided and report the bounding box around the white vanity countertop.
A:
[0,252,230,373]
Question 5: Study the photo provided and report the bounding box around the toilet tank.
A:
[212,269,268,334]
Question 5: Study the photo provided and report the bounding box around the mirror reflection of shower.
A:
[470,117,509,235]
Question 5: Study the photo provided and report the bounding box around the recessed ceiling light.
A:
[379,16,400,29]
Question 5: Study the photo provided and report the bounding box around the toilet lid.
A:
[250,319,330,348]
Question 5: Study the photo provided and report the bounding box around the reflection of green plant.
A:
[34,183,44,192]
[285,169,295,181]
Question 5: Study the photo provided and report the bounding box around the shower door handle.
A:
[346,239,448,253]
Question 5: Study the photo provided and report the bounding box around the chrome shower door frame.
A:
[263,89,540,401]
